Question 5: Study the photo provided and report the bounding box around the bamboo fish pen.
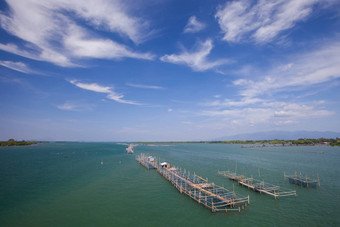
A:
[136,153,157,169]
[136,153,249,212]
[218,170,296,199]
[284,172,320,188]
[158,166,249,212]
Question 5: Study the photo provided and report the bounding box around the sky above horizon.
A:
[1,0,340,141]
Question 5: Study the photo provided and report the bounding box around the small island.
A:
[0,139,38,147]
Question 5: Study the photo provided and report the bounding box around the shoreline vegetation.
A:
[0,139,38,147]
[1,138,339,147]
[139,138,340,146]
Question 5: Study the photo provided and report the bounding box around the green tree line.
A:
[0,139,38,146]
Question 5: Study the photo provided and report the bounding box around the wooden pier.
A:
[136,154,249,212]
[218,170,296,199]
[284,172,320,188]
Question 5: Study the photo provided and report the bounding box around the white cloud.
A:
[201,107,273,125]
[69,80,112,93]
[314,100,325,105]
[201,101,334,126]
[107,93,140,105]
[55,0,151,44]
[63,24,154,60]
[0,0,153,66]
[0,60,35,74]
[168,108,173,112]
[215,0,324,43]
[205,97,264,107]
[68,80,140,105]
[200,40,339,128]
[0,43,74,67]
[233,40,340,98]
[57,103,77,111]
[273,103,333,118]
[57,102,92,111]
[183,16,206,33]
[160,39,229,71]
[126,83,164,90]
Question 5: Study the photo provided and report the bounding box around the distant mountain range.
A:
[214,131,340,141]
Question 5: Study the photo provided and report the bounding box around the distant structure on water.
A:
[284,172,320,188]
[126,144,137,154]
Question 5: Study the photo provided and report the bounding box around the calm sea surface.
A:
[0,142,339,226]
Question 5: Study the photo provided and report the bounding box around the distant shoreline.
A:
[138,138,340,146]
[1,138,339,147]
[0,139,38,147]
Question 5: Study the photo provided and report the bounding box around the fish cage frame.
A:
[158,165,250,212]
[218,170,296,199]
[136,153,157,169]
[284,172,320,188]
[136,153,249,212]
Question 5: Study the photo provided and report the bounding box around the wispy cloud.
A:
[57,101,92,111]
[215,0,332,43]
[57,103,78,111]
[183,16,206,33]
[68,80,140,105]
[233,40,340,98]
[0,0,153,66]
[0,60,35,74]
[205,97,264,107]
[160,39,229,71]
[273,103,333,119]
[69,80,112,93]
[126,83,165,90]
[201,40,339,127]
[201,101,334,126]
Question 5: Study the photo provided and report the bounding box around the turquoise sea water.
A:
[0,142,339,226]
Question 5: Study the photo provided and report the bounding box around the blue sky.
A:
[0,0,340,141]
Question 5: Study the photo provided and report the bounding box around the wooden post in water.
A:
[180,180,183,193]
[212,200,215,212]
[198,191,201,203]
[235,163,237,175]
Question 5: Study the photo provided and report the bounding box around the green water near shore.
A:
[0,142,339,226]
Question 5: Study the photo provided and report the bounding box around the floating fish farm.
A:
[284,172,320,188]
[218,170,296,199]
[136,153,157,169]
[136,153,249,213]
